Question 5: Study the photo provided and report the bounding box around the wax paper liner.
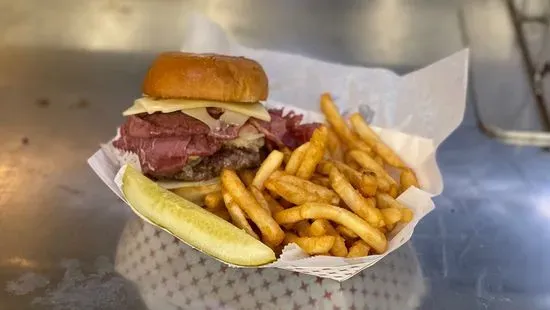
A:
[88,15,468,279]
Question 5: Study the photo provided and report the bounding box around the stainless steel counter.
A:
[1,1,550,309]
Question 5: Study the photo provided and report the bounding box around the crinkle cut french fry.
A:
[376,192,405,209]
[238,169,256,187]
[294,220,311,237]
[252,150,284,190]
[284,233,336,255]
[347,240,370,258]
[380,208,402,226]
[285,142,310,175]
[349,150,397,187]
[264,178,331,205]
[281,147,292,164]
[221,169,284,246]
[249,186,272,216]
[204,192,223,210]
[308,219,337,237]
[330,235,348,257]
[336,224,359,239]
[329,168,384,227]
[272,172,340,205]
[400,168,419,193]
[331,160,377,197]
[222,189,259,240]
[274,203,387,254]
[400,208,414,223]
[376,193,414,223]
[350,112,408,169]
[316,160,334,176]
[296,126,328,180]
[320,93,372,154]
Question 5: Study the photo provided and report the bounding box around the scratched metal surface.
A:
[1,0,550,309]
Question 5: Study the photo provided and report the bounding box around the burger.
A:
[113,52,319,202]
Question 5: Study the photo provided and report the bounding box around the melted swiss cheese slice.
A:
[122,97,271,122]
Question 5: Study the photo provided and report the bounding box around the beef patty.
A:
[168,147,262,181]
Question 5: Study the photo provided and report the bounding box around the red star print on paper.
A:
[324,291,333,300]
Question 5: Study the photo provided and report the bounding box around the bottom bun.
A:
[169,178,221,205]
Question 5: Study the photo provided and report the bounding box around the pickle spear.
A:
[120,165,275,266]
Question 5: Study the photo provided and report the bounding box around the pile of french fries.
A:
[202,92,419,258]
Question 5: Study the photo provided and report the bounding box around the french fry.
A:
[210,207,231,222]
[310,174,331,187]
[400,168,419,193]
[238,169,256,187]
[329,168,384,227]
[252,150,284,190]
[344,152,361,170]
[284,233,336,255]
[350,112,407,168]
[294,220,311,237]
[263,192,285,214]
[222,189,259,240]
[272,172,340,205]
[376,193,405,209]
[308,219,338,237]
[376,193,414,223]
[326,127,345,161]
[274,203,388,254]
[249,186,272,216]
[400,208,414,223]
[285,142,310,175]
[221,169,285,246]
[388,185,399,198]
[330,235,348,257]
[316,160,334,176]
[380,208,402,226]
[374,155,384,167]
[331,160,378,196]
[264,179,331,205]
[336,225,359,239]
[296,126,328,180]
[204,192,223,210]
[281,147,293,164]
[349,150,397,187]
[320,93,371,154]
[347,240,370,258]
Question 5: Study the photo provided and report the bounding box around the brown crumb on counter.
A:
[35,98,50,107]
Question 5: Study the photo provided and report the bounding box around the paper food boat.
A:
[87,14,468,281]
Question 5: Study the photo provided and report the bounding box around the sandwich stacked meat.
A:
[113,52,319,184]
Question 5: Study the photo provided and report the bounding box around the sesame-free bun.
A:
[142,52,268,103]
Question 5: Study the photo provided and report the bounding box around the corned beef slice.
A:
[251,109,322,149]
[112,109,321,176]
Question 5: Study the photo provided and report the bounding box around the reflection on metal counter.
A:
[115,217,426,310]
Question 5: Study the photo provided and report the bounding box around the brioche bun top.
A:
[142,52,268,103]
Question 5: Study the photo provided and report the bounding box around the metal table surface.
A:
[1,1,549,309]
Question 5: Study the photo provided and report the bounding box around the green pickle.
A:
[121,165,276,266]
